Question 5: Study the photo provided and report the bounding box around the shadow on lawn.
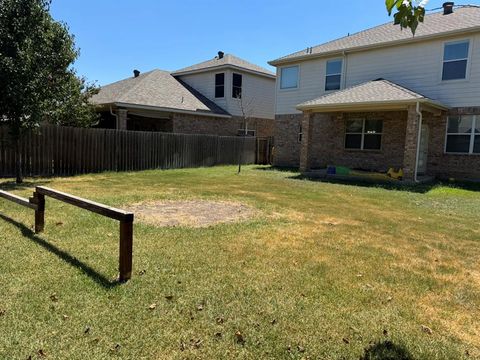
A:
[360,340,414,360]
[289,174,437,194]
[255,166,480,194]
[0,213,120,289]
[0,179,50,191]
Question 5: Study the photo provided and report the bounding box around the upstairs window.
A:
[345,119,383,150]
[215,73,225,98]
[280,66,299,89]
[442,41,469,81]
[232,73,242,98]
[325,59,343,91]
[445,115,479,154]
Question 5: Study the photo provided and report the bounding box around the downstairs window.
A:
[345,119,383,150]
[445,115,479,154]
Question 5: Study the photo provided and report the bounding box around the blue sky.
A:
[50,0,479,85]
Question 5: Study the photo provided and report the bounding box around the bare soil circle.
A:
[128,200,256,228]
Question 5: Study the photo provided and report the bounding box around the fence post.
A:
[119,219,133,282]
[31,191,45,233]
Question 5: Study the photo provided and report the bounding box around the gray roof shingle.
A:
[270,7,480,65]
[297,79,448,110]
[172,53,275,77]
[91,69,230,116]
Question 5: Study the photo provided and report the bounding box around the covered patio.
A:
[297,79,449,182]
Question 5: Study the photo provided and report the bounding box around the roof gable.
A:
[297,79,448,111]
[270,7,480,65]
[172,54,275,78]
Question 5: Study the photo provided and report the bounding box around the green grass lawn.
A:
[1,166,479,359]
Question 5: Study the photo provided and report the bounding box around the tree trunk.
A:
[15,138,23,184]
[238,135,245,174]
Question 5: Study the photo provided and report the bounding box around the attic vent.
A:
[218,51,224,59]
[443,2,454,15]
[133,69,140,78]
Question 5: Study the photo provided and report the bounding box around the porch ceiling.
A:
[296,79,449,113]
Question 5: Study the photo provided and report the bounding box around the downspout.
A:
[110,105,118,129]
[414,101,423,183]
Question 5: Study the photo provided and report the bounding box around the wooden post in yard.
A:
[119,218,133,282]
[31,191,45,233]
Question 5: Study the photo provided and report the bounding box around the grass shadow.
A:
[360,340,414,360]
[289,174,437,194]
[0,179,50,191]
[0,213,121,289]
[287,173,480,194]
[252,165,300,173]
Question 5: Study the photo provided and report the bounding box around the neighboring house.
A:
[92,52,276,138]
[269,3,480,181]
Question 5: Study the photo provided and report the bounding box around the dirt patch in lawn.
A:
[128,200,256,228]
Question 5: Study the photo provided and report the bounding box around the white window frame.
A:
[238,128,256,137]
[441,39,471,82]
[298,124,303,143]
[345,118,383,151]
[214,72,225,99]
[325,58,343,92]
[444,115,479,155]
[279,66,299,90]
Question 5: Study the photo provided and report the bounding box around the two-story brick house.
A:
[92,52,276,137]
[269,3,480,181]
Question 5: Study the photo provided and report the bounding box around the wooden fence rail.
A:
[34,186,134,282]
[0,125,256,177]
[0,186,134,281]
[0,190,38,210]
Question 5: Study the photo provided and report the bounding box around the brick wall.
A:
[319,111,408,171]
[273,114,303,167]
[275,108,480,180]
[233,116,275,138]
[172,114,274,137]
[425,108,480,181]
[275,112,408,171]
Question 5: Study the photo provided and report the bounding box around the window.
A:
[215,73,225,98]
[345,119,383,150]
[232,73,242,99]
[237,129,255,137]
[442,41,469,81]
[298,125,303,143]
[280,66,299,89]
[445,115,479,154]
[325,59,342,91]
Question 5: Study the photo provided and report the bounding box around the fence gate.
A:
[256,137,274,165]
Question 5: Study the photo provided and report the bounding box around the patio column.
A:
[117,109,128,130]
[403,105,421,181]
[299,111,314,172]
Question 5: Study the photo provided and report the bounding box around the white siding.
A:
[177,71,228,111]
[178,70,275,119]
[275,33,480,115]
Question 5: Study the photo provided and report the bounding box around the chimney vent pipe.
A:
[443,2,454,15]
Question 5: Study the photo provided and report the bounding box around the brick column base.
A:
[117,109,128,130]
[299,112,313,172]
[403,105,420,181]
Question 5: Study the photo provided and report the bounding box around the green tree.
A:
[0,0,98,183]
[386,0,428,35]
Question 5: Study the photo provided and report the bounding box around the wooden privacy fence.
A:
[0,125,256,177]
